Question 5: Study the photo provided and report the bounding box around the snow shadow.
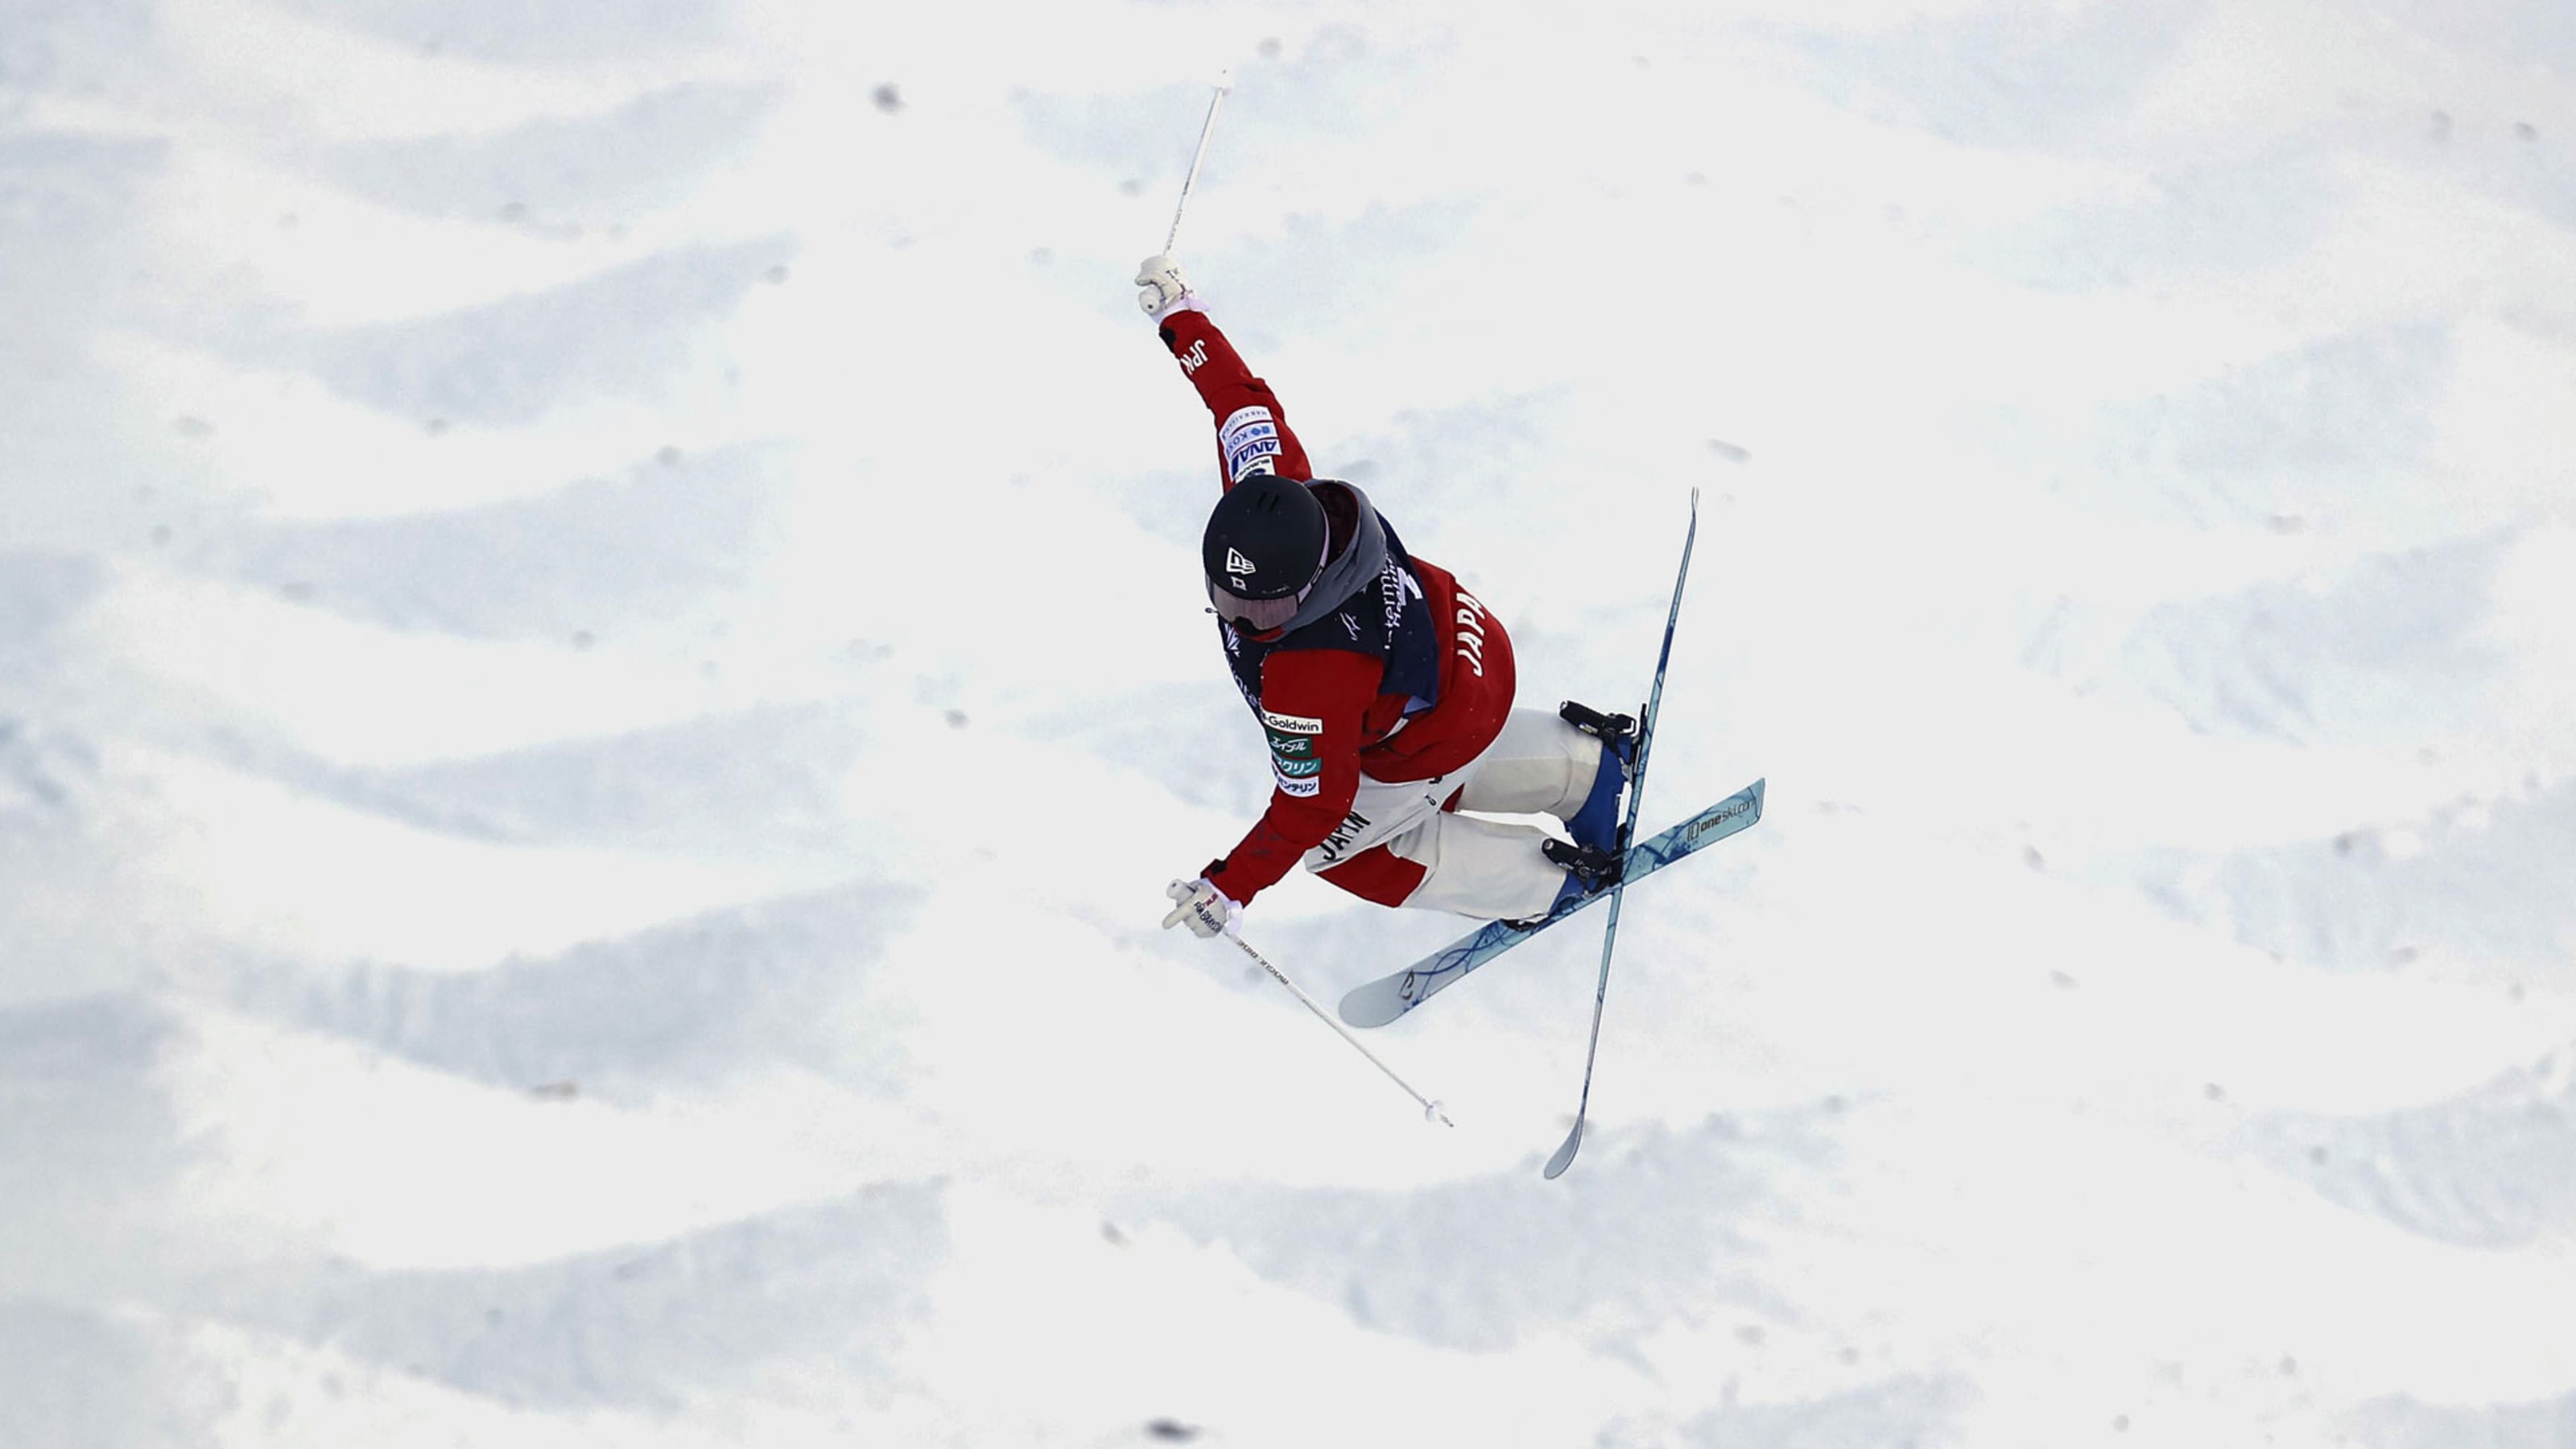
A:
[1013,26,1453,180]
[221,880,924,1099]
[1012,80,1220,181]
[208,442,791,640]
[1027,680,1269,819]
[184,1182,946,1413]
[0,2,153,95]
[0,132,227,555]
[271,0,741,64]
[0,1000,245,1289]
[0,738,222,1010]
[165,697,875,877]
[1323,390,1567,532]
[0,1300,229,1449]
[1190,199,1484,341]
[2117,527,2513,746]
[1967,145,2347,294]
[0,130,160,352]
[2240,1046,2576,1250]
[312,82,781,229]
[1120,1108,1839,1354]
[270,237,795,428]
[2344,1385,2576,1449]
[1609,1373,1978,1449]
[2159,775,2576,977]
[0,714,83,821]
[326,699,873,854]
[2367,0,2576,80]
[1765,3,2200,152]
[2079,324,2455,530]
[0,551,102,684]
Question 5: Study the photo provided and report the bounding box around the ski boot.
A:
[1558,700,1639,856]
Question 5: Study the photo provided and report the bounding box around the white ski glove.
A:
[1136,254,1202,320]
[1162,876,1241,939]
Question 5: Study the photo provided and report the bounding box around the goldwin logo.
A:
[1224,547,1256,575]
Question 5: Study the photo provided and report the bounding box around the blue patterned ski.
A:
[1336,778,1765,1029]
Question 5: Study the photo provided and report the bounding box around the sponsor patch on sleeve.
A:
[1261,710,1326,795]
[1220,406,1285,481]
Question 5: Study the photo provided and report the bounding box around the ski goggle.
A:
[1208,578,1314,633]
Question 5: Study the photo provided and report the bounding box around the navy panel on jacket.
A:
[1220,517,1442,729]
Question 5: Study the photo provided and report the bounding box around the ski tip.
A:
[1749,777,1767,816]
[1542,1119,1584,1179]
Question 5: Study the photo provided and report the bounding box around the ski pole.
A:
[1228,934,1454,1126]
[1163,68,1232,256]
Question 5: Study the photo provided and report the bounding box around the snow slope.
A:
[3,0,2573,1444]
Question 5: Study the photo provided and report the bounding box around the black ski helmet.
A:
[1202,475,1329,631]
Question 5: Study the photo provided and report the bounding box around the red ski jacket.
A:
[1156,307,1517,905]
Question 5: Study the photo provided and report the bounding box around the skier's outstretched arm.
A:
[1163,646,1376,934]
[1137,254,1315,489]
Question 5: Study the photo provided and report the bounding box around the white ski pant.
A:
[1304,708,1608,920]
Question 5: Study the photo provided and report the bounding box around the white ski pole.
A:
[1163,68,1232,255]
[1229,934,1454,1126]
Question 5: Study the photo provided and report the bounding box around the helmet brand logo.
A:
[1224,547,1256,576]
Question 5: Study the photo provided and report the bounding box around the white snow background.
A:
[4,0,2574,1444]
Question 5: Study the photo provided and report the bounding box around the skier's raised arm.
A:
[1135,254,1315,488]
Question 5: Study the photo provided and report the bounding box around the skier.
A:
[1141,254,1634,942]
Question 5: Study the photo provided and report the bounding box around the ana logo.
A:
[1225,547,1256,576]
[1220,407,1285,481]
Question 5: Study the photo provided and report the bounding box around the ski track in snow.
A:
[4,0,2574,1444]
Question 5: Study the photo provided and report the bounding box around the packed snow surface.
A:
[5,1,2574,1445]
